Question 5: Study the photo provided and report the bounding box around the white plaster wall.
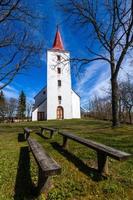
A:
[47,49,72,119]
[32,108,38,121]
[32,100,47,121]
[72,90,81,118]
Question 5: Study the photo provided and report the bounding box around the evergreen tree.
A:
[0,91,6,121]
[17,91,26,120]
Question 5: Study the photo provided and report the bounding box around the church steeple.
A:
[52,27,64,50]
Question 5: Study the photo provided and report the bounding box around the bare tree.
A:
[119,78,133,124]
[6,98,17,122]
[88,95,112,120]
[0,0,44,90]
[26,101,33,121]
[60,0,133,126]
[0,90,6,121]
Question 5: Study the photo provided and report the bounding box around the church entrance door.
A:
[37,112,45,121]
[57,106,64,120]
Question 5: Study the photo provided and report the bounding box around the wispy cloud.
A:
[3,85,19,99]
[74,61,110,106]
[74,55,133,107]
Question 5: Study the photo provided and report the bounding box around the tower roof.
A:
[52,27,64,50]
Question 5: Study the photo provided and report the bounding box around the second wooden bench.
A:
[40,126,57,138]
[58,131,131,175]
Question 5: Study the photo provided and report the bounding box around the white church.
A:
[32,28,81,121]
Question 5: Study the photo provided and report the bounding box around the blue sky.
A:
[3,0,133,107]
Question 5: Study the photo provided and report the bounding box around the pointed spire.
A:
[53,26,64,50]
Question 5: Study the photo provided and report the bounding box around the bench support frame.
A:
[38,167,51,194]
[62,136,68,148]
[40,128,55,139]
[97,152,108,175]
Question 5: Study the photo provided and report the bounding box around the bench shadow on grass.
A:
[18,133,25,142]
[14,146,37,200]
[51,142,106,182]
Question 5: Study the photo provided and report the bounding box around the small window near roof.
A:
[43,91,45,95]
[57,55,61,61]
[58,80,61,87]
[57,67,61,74]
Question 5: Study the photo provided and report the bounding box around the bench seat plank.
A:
[27,137,61,176]
[23,127,32,140]
[58,131,131,161]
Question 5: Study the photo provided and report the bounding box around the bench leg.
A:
[38,168,51,194]
[24,131,29,140]
[50,130,54,139]
[24,131,26,140]
[97,152,108,175]
[41,128,43,135]
[62,136,68,148]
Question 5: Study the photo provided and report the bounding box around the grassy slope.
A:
[0,119,133,200]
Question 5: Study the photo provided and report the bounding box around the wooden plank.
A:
[27,137,61,176]
[58,131,131,161]
[40,127,57,138]
[24,127,32,133]
[23,127,32,140]
[40,126,57,132]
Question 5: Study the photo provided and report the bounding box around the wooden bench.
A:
[58,131,131,175]
[23,127,32,140]
[40,126,57,138]
[27,137,61,194]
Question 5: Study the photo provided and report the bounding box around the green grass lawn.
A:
[0,119,133,200]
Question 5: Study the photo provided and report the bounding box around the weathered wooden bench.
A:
[40,126,57,138]
[58,131,131,175]
[27,137,61,194]
[23,127,32,140]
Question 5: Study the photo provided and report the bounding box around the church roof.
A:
[52,27,64,50]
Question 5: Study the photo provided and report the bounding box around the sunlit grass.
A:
[0,119,133,200]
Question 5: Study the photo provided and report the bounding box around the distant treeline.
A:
[82,78,133,125]
[0,90,32,123]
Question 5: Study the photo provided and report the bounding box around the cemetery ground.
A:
[0,119,133,200]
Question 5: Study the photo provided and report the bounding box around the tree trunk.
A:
[128,107,132,124]
[118,97,122,123]
[111,76,119,127]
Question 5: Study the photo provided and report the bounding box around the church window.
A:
[58,96,62,104]
[57,55,61,61]
[58,96,62,100]
[57,67,61,74]
[58,80,61,87]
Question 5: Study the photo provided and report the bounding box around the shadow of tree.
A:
[51,142,106,182]
[14,146,37,200]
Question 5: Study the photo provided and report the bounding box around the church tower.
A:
[47,28,72,119]
[32,28,80,121]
